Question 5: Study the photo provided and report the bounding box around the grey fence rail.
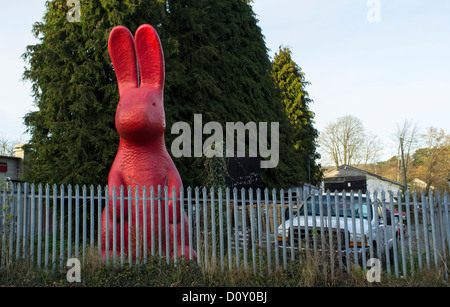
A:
[0,183,449,279]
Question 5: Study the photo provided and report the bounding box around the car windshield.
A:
[298,195,370,219]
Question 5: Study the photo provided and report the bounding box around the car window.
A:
[298,195,371,219]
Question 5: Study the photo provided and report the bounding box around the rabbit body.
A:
[101,24,195,260]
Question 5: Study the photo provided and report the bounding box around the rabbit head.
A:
[108,25,166,142]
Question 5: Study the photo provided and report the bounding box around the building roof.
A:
[324,165,405,188]
[0,155,22,161]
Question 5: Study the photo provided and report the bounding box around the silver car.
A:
[277,193,399,256]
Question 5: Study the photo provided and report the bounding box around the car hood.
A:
[279,216,370,235]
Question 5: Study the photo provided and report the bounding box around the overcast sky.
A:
[0,1,449,163]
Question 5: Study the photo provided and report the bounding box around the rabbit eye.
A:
[152,103,156,107]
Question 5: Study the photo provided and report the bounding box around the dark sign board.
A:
[225,156,261,204]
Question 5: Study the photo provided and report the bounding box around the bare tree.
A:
[392,120,419,189]
[0,134,20,157]
[419,127,450,193]
[319,115,382,167]
[360,131,383,166]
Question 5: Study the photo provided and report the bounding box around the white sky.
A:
[0,1,449,163]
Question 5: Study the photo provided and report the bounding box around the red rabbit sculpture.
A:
[101,24,196,261]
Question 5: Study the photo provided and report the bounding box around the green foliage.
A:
[164,0,308,189]
[271,47,321,184]
[22,0,166,185]
[22,0,314,189]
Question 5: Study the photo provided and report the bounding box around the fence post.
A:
[218,187,224,272]
[202,187,208,269]
[436,191,447,263]
[135,185,140,265]
[318,189,326,264]
[373,191,382,270]
[30,183,35,265]
[288,189,295,263]
[429,191,440,269]
[150,186,155,259]
[325,190,333,274]
[52,184,58,269]
[226,188,232,271]
[241,188,248,271]
[280,189,287,271]
[75,185,80,261]
[173,186,178,266]
[264,189,271,273]
[422,191,431,269]
[296,188,303,264]
[272,189,279,270]
[350,191,358,266]
[15,183,22,260]
[413,191,423,270]
[256,188,263,272]
[210,187,215,268]
[158,185,162,260]
[380,191,390,274]
[195,187,201,267]
[405,190,415,275]
[233,188,239,269]
[358,190,367,270]
[60,185,65,269]
[97,185,102,263]
[37,184,43,268]
[23,183,29,260]
[165,185,170,264]
[249,188,256,275]
[397,190,407,278]
[180,186,185,259]
[187,187,193,261]
[90,185,95,255]
[302,188,310,258]
[45,184,50,268]
[389,192,399,278]
[105,185,110,266]
[112,185,117,266]
[8,184,17,263]
[128,185,132,267]
[82,185,87,264]
[143,186,148,263]
[119,186,124,267]
[318,189,325,265]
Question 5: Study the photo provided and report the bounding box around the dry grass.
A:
[0,246,449,287]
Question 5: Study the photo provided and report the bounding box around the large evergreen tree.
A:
[271,47,321,184]
[164,0,306,189]
[22,0,166,185]
[23,0,310,189]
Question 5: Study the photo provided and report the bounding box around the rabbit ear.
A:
[108,26,139,96]
[134,24,165,90]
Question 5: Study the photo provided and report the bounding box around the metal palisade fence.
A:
[0,182,449,279]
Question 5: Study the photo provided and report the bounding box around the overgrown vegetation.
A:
[1,249,448,287]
